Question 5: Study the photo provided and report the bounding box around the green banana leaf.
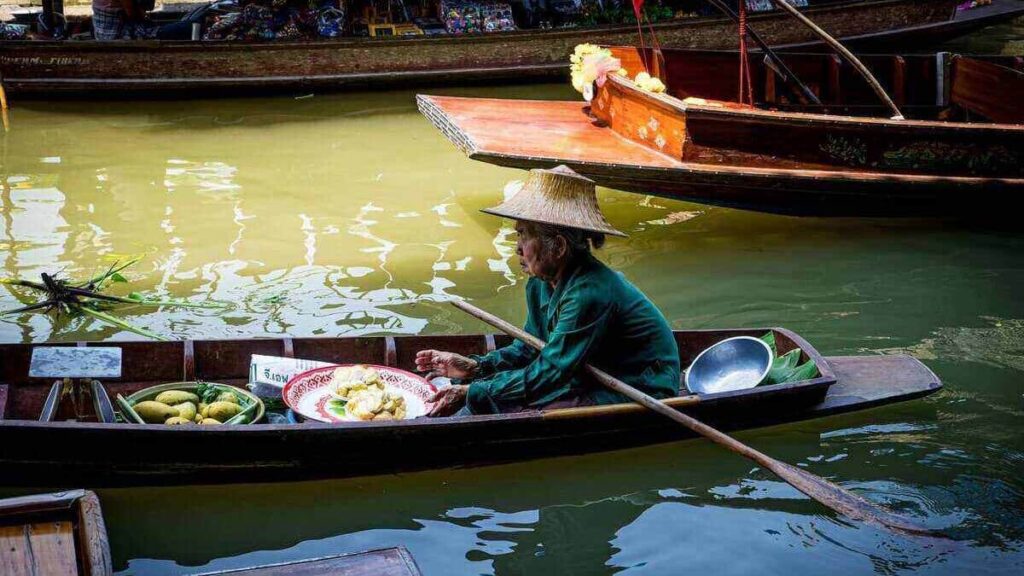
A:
[760,332,819,385]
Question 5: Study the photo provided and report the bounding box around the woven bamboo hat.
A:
[482,165,627,238]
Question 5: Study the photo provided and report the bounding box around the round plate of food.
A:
[282,364,436,423]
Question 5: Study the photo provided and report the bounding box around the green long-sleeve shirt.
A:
[466,253,680,414]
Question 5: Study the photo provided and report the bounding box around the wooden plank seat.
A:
[0,520,78,576]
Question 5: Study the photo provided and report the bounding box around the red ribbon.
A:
[632,0,644,20]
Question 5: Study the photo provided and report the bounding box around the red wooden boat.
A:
[0,0,985,99]
[0,330,939,486]
[418,48,1024,216]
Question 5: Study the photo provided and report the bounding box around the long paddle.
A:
[451,299,931,535]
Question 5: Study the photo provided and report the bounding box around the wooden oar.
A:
[451,299,931,535]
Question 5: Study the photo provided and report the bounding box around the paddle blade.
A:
[769,460,932,535]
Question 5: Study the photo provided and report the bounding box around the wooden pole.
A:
[766,0,904,119]
[452,299,932,535]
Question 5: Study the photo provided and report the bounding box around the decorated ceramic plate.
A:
[282,364,436,423]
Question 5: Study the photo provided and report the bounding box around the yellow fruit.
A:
[214,390,240,405]
[200,418,221,425]
[164,417,193,425]
[134,401,179,424]
[154,390,200,405]
[193,413,204,424]
[207,401,242,421]
[173,401,197,421]
[199,403,209,417]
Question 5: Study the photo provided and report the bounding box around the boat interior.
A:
[0,490,111,576]
[609,47,1024,122]
[0,329,828,424]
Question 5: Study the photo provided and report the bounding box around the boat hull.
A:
[417,50,1024,217]
[0,0,959,98]
[0,332,938,487]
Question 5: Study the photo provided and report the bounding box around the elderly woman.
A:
[417,165,680,416]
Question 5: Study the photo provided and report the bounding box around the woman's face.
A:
[516,222,562,281]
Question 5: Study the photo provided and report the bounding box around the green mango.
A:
[164,417,194,425]
[173,401,197,421]
[154,390,200,406]
[134,401,179,424]
[206,401,243,421]
[214,390,240,405]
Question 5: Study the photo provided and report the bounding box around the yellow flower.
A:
[571,71,585,93]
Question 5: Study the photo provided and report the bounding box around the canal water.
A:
[2,21,1023,576]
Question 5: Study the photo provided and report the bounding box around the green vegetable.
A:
[196,382,224,405]
[327,399,347,417]
[760,332,819,385]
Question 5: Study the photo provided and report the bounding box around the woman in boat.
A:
[417,165,680,416]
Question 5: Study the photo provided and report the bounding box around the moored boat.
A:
[0,0,969,99]
[418,47,1024,216]
[0,329,939,486]
[0,489,112,576]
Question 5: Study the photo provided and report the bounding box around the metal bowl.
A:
[684,336,773,394]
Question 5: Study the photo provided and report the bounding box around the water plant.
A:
[1,257,225,340]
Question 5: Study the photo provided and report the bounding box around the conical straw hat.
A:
[481,165,627,238]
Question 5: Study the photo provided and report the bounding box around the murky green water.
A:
[2,24,1023,576]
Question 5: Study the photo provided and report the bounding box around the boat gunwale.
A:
[604,73,1024,134]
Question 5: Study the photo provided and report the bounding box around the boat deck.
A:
[420,95,682,169]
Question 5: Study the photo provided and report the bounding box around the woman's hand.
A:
[426,385,469,417]
[415,350,479,380]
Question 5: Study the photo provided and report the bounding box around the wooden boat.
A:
[0,329,939,486]
[0,0,976,99]
[0,490,112,576]
[192,547,422,576]
[784,0,1024,51]
[418,47,1024,216]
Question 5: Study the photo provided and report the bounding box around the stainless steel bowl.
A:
[684,336,773,394]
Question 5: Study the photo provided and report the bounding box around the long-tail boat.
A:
[418,46,1024,216]
[0,330,939,486]
[0,0,995,99]
[0,490,112,576]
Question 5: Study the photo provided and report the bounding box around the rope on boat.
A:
[738,0,754,106]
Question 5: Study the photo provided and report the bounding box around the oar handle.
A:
[451,299,931,535]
